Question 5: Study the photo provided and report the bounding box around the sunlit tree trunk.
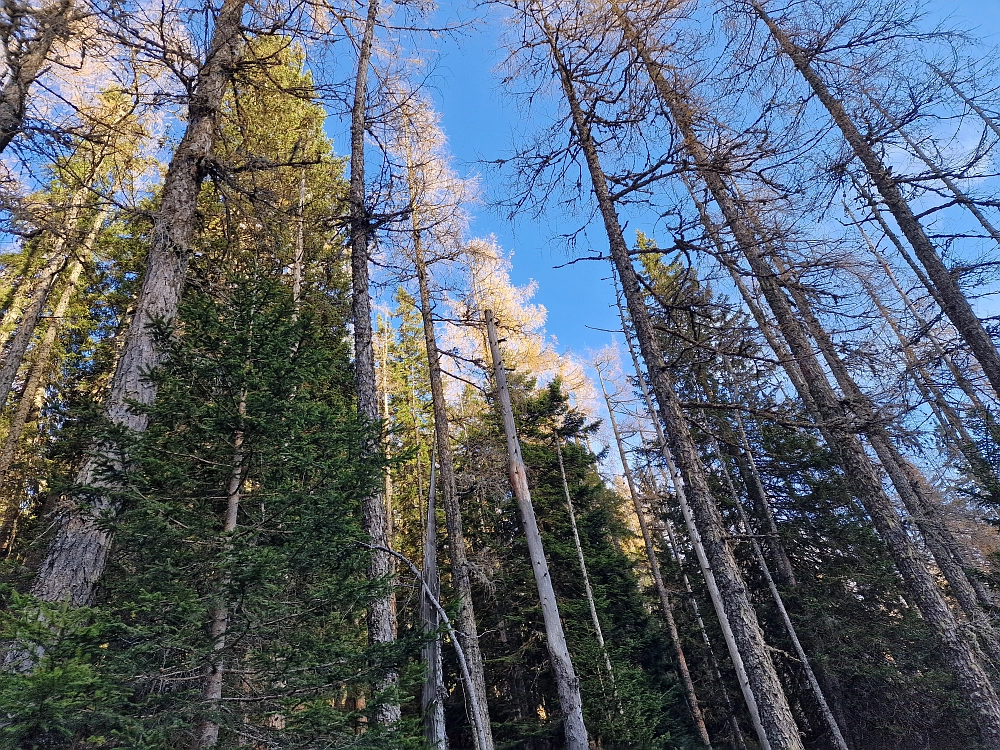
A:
[26,0,247,616]
[420,438,447,750]
[485,308,589,750]
[347,0,399,724]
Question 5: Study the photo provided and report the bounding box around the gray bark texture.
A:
[485,309,589,750]
[752,2,1000,399]
[26,0,247,613]
[348,0,400,726]
[0,0,75,152]
[420,442,448,750]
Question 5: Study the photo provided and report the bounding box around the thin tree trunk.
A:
[623,17,1000,737]
[550,9,800,744]
[192,392,247,749]
[292,170,305,310]
[931,65,1000,143]
[410,174,495,750]
[707,429,850,750]
[0,205,108,544]
[555,432,621,715]
[750,1,1000,399]
[870,98,1000,246]
[0,193,83,410]
[484,309,589,750]
[421,436,448,750]
[597,368,710,747]
[347,0,399,725]
[659,499,749,750]
[0,0,74,153]
[25,0,247,615]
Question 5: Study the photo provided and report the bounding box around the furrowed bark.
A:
[750,1,1000,399]
[598,368,710,747]
[411,176,495,749]
[348,0,399,725]
[485,309,589,750]
[558,8,800,745]
[26,0,247,614]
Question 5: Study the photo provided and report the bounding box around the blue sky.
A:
[422,0,1000,363]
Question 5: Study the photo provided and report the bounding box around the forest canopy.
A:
[1,0,1000,748]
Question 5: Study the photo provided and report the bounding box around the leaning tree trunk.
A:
[25,0,247,616]
[347,0,399,725]
[597,367,711,747]
[554,433,621,715]
[0,0,75,153]
[547,10,801,745]
[420,439,448,750]
[622,17,1000,738]
[932,65,1000,141]
[410,186,495,749]
[0,204,108,543]
[485,309,589,750]
[0,192,83,410]
[751,1,1000,399]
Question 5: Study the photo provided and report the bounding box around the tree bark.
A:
[421,437,448,750]
[484,309,589,750]
[751,1,1000,399]
[0,193,82,410]
[549,9,801,744]
[411,175,495,749]
[25,0,247,614]
[0,0,75,153]
[347,0,399,725]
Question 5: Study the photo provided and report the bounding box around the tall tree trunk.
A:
[597,368,711,747]
[750,1,1000,399]
[421,437,448,750]
[26,0,247,614]
[620,16,1000,738]
[547,9,800,744]
[555,433,621,715]
[0,0,74,153]
[484,309,589,750]
[0,193,83,410]
[411,181,495,750]
[347,0,399,725]
[0,205,108,545]
[192,393,247,749]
